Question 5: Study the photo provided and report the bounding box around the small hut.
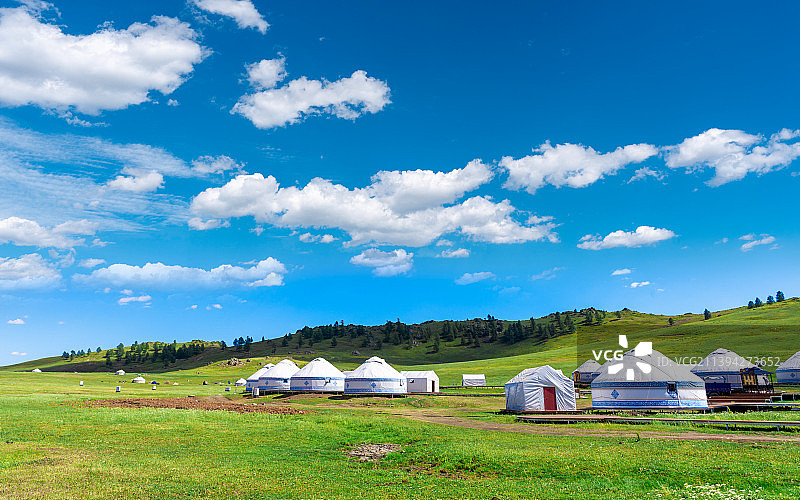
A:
[777,352,800,384]
[505,366,576,412]
[572,360,602,385]
[115,370,126,376]
[234,378,247,387]
[31,368,42,373]
[462,374,486,387]
[132,376,146,384]
[401,371,440,393]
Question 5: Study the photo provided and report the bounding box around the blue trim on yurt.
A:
[593,399,708,409]
[344,387,406,394]
[592,381,704,388]
[345,377,404,382]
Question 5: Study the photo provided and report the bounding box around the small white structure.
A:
[462,374,486,387]
[777,351,800,384]
[31,368,42,373]
[345,356,406,395]
[691,348,756,390]
[245,363,274,392]
[115,370,126,376]
[132,376,146,384]
[234,378,247,387]
[505,366,576,412]
[290,358,345,392]
[572,360,602,384]
[257,359,299,391]
[401,371,440,393]
[592,349,708,410]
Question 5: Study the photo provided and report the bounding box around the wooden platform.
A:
[517,413,800,431]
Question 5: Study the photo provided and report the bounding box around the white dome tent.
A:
[505,365,576,412]
[245,363,274,392]
[115,370,126,376]
[234,378,247,387]
[256,360,299,392]
[592,349,708,410]
[290,358,345,392]
[31,368,42,373]
[462,374,486,387]
[345,356,406,395]
[401,371,440,393]
[572,359,602,385]
[777,351,800,384]
[132,376,146,384]
[691,348,761,391]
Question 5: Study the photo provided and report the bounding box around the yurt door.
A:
[543,386,557,411]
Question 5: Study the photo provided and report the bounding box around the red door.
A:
[543,386,557,411]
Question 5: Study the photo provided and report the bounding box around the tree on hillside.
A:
[281,335,288,347]
[747,300,755,309]
[668,318,674,326]
[754,297,763,307]
[330,336,337,347]
[220,340,227,350]
[776,291,785,302]
[96,347,101,353]
[767,295,775,305]
[61,351,69,359]
[115,343,124,361]
[704,309,711,320]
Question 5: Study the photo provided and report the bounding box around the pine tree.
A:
[754,297,763,307]
[767,295,775,305]
[704,309,711,320]
[331,336,338,347]
[776,290,785,302]
[747,300,755,309]
[668,318,674,326]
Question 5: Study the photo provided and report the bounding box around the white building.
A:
[257,360,299,391]
[572,359,602,384]
[462,374,486,387]
[505,365,576,412]
[132,376,146,383]
[115,370,126,376]
[401,371,440,393]
[777,351,800,384]
[234,378,247,387]
[290,358,345,392]
[245,363,274,392]
[344,356,406,395]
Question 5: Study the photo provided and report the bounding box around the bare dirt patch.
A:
[348,443,402,461]
[86,395,308,415]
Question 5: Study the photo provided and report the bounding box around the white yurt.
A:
[592,349,708,410]
[401,371,440,393]
[344,356,406,395]
[31,368,42,373]
[245,363,274,392]
[572,359,602,384]
[691,348,756,390]
[132,376,146,383]
[462,374,486,387]
[234,378,247,387]
[776,351,800,384]
[256,359,299,391]
[505,365,576,412]
[290,358,345,392]
[115,369,126,376]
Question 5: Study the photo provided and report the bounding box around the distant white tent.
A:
[345,357,406,395]
[462,374,486,387]
[234,378,247,387]
[592,349,708,410]
[777,351,800,384]
[572,360,602,384]
[257,360,299,391]
[115,370,126,376]
[290,358,345,392]
[505,366,576,412]
[132,376,146,384]
[691,348,757,390]
[245,363,274,392]
[401,371,440,393]
[31,368,42,373]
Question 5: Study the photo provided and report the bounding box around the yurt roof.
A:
[246,364,275,381]
[462,374,485,379]
[507,365,571,385]
[593,349,705,385]
[235,378,247,384]
[573,359,602,374]
[400,370,439,379]
[31,368,42,372]
[777,351,800,371]
[691,348,755,374]
[132,376,145,382]
[292,358,345,378]
[261,359,299,379]
[347,356,402,379]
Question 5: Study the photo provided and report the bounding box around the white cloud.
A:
[166,99,179,107]
[106,170,164,193]
[188,217,230,231]
[207,303,223,310]
[630,281,651,288]
[501,141,658,194]
[232,58,390,129]
[627,167,664,183]
[190,155,246,176]
[530,267,564,281]
[77,258,106,268]
[438,248,470,258]
[298,232,337,244]
[118,294,151,305]
[7,318,25,325]
[250,225,264,236]
[435,239,453,247]
[0,253,61,290]
[577,226,676,250]
[75,258,287,289]
[714,237,729,245]
[120,289,133,295]
[9,351,27,355]
[192,0,268,34]
[0,7,206,114]
[350,248,413,277]
[187,304,198,310]
[0,216,96,248]
[190,169,557,247]
[611,268,632,276]
[740,234,776,252]
[455,271,495,285]
[665,128,800,186]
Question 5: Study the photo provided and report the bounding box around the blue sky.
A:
[1,0,798,365]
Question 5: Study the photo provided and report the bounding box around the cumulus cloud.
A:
[501,141,658,194]
[106,170,164,193]
[9,351,27,355]
[0,7,205,114]
[611,268,632,276]
[438,248,470,258]
[7,318,25,325]
[118,294,151,306]
[207,303,223,310]
[577,226,676,250]
[350,248,413,277]
[530,267,564,281]
[739,234,776,252]
[455,271,495,285]
[192,0,268,34]
[0,253,61,290]
[190,168,557,247]
[232,57,390,129]
[0,216,97,248]
[75,258,287,289]
[630,281,651,288]
[190,155,246,176]
[628,167,664,183]
[665,128,800,186]
[298,232,337,244]
[188,217,230,231]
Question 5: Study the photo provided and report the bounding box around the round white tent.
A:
[31,368,42,373]
[506,365,576,412]
[345,356,406,395]
[234,378,247,387]
[592,349,708,410]
[777,351,800,384]
[115,370,126,376]
[245,363,274,392]
[132,376,146,384]
[256,360,299,392]
[290,358,345,392]
[691,348,756,391]
[572,359,602,384]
